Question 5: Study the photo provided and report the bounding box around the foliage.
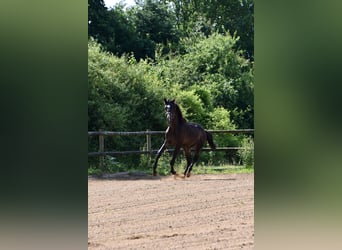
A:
[168,0,254,59]
[88,39,166,132]
[237,136,254,168]
[88,39,166,167]
[88,0,110,45]
[130,0,181,60]
[155,32,254,128]
[88,0,253,60]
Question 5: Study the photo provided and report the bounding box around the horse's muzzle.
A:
[166,112,172,123]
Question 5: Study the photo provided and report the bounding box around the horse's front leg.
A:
[170,145,180,175]
[183,146,192,177]
[153,141,167,176]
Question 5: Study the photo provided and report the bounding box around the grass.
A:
[88,161,254,176]
[89,152,254,176]
[191,164,254,175]
[150,156,254,175]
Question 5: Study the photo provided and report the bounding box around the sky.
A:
[104,0,136,8]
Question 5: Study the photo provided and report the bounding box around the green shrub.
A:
[238,137,254,168]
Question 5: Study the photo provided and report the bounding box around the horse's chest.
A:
[165,133,176,144]
[165,127,180,145]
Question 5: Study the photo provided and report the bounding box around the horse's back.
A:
[186,122,204,131]
[184,122,207,144]
[186,122,206,134]
[164,122,207,146]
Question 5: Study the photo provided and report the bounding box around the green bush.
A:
[153,32,254,129]
[238,137,254,168]
[171,90,208,126]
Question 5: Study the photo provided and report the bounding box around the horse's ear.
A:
[171,99,175,103]
[164,98,167,104]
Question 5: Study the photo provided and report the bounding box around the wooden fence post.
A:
[99,131,104,170]
[146,129,151,160]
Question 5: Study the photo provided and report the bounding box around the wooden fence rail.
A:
[88,129,254,169]
[88,129,254,136]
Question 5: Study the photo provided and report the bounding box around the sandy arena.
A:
[88,173,254,249]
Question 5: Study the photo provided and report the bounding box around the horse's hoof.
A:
[184,171,191,178]
[171,171,176,175]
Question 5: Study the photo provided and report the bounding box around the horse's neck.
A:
[175,106,186,125]
[170,114,186,130]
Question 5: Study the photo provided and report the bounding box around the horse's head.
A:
[164,98,176,124]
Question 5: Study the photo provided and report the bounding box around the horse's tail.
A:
[205,131,216,150]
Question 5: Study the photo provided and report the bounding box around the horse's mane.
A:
[173,102,187,124]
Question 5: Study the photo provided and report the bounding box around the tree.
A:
[105,5,137,56]
[88,0,113,47]
[89,0,253,60]
[89,1,139,57]
[130,0,180,59]
[203,0,254,60]
[169,0,254,59]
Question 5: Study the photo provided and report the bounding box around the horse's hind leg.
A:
[183,147,192,177]
[185,147,202,177]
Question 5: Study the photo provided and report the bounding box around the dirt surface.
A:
[88,173,254,249]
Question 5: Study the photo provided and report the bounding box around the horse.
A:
[153,98,216,177]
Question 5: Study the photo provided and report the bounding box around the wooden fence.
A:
[88,129,254,168]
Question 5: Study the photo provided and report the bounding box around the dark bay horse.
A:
[153,99,216,177]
